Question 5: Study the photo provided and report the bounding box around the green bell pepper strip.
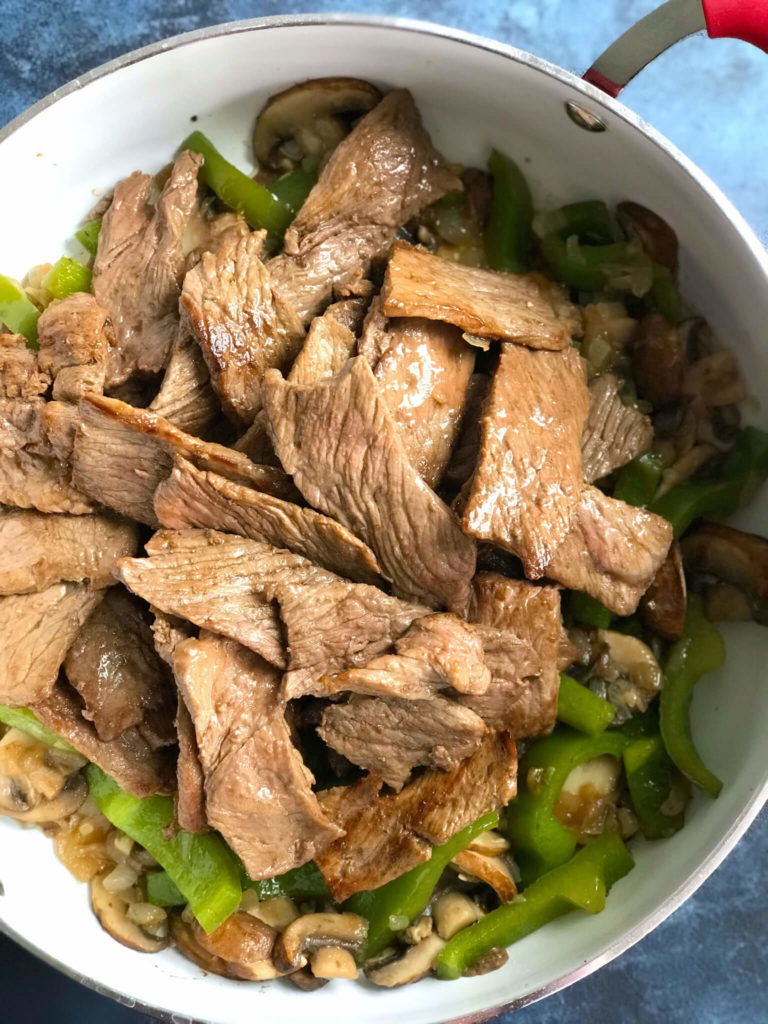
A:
[75,219,102,255]
[613,452,664,508]
[346,811,498,958]
[659,597,725,798]
[269,163,318,214]
[539,235,653,293]
[86,765,242,933]
[557,675,615,736]
[0,705,76,753]
[146,870,186,907]
[435,832,634,979]
[623,735,685,839]
[244,860,331,902]
[504,726,628,885]
[181,131,293,243]
[568,591,613,629]
[532,200,615,244]
[649,266,683,322]
[0,275,40,344]
[45,257,92,300]
[484,149,533,272]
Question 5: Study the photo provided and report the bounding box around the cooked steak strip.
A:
[268,89,461,324]
[288,307,357,386]
[442,373,491,490]
[175,697,208,833]
[274,579,427,698]
[72,394,296,526]
[463,344,589,578]
[41,401,78,460]
[151,609,194,667]
[181,230,305,426]
[264,357,476,610]
[34,678,176,798]
[63,587,175,745]
[381,242,581,349]
[36,293,112,402]
[173,633,342,878]
[316,733,517,900]
[543,486,673,615]
[0,510,138,595]
[148,324,220,437]
[117,529,335,668]
[0,333,51,398]
[319,694,488,791]
[581,374,653,483]
[154,457,380,585]
[93,150,203,385]
[1,398,92,513]
[0,584,104,706]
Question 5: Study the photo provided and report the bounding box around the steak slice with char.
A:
[381,243,581,349]
[268,89,460,324]
[173,633,342,879]
[63,587,176,745]
[288,307,357,386]
[581,374,653,483]
[264,357,476,610]
[0,584,104,706]
[463,343,590,578]
[175,698,207,833]
[181,230,305,426]
[0,333,51,398]
[36,293,112,402]
[319,694,487,791]
[148,324,220,437]
[93,150,203,385]
[117,529,335,668]
[154,457,380,585]
[0,509,138,594]
[72,394,296,526]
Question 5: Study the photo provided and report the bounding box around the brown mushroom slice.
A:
[191,912,279,980]
[464,947,509,977]
[631,312,684,408]
[452,849,518,902]
[466,828,510,856]
[310,947,359,980]
[701,581,753,622]
[240,892,299,931]
[0,729,88,823]
[366,932,446,988]
[433,892,484,941]
[275,912,368,970]
[253,78,382,172]
[90,873,168,953]
[616,201,678,271]
[640,542,687,640]
[681,523,768,625]
[587,632,663,723]
[169,914,243,978]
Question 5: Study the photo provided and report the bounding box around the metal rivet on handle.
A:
[565,100,607,132]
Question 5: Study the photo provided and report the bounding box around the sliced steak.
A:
[117,529,335,668]
[41,401,78,460]
[151,610,194,667]
[274,579,426,698]
[442,373,491,490]
[0,510,138,595]
[1,398,92,513]
[544,486,673,615]
[463,344,589,577]
[288,307,357,386]
[381,243,581,349]
[149,324,220,437]
[63,587,175,745]
[72,394,297,526]
[173,633,342,878]
[268,89,460,323]
[0,584,104,706]
[319,694,487,791]
[315,733,517,900]
[93,150,203,384]
[264,357,476,610]
[175,698,207,833]
[181,230,305,426]
[360,303,474,488]
[34,679,176,798]
[0,333,51,398]
[581,374,653,483]
[36,293,112,402]
[154,457,380,585]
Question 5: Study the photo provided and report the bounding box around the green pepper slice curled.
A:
[484,149,533,272]
[613,452,664,508]
[244,860,331,902]
[0,275,40,344]
[557,675,616,736]
[623,735,686,839]
[45,257,92,300]
[75,219,102,255]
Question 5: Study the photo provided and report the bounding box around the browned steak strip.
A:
[37,293,112,402]
[0,333,51,398]
[581,373,653,483]
[175,697,207,833]
[148,324,220,437]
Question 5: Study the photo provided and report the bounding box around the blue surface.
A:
[1,1,767,1021]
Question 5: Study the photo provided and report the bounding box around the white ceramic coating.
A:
[0,16,767,1024]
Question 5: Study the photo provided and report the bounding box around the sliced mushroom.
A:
[91,872,168,953]
[365,932,446,988]
[464,946,509,977]
[466,828,510,856]
[240,892,300,931]
[554,754,623,843]
[403,915,433,945]
[310,946,359,980]
[433,892,484,940]
[288,966,330,991]
[170,914,242,978]
[616,201,678,271]
[631,312,684,407]
[452,849,518,902]
[640,542,687,640]
[0,730,87,823]
[275,912,368,971]
[192,912,278,980]
[701,581,753,622]
[682,350,745,407]
[253,78,382,172]
[681,524,768,625]
[587,631,663,723]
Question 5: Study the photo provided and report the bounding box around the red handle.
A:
[702,0,768,52]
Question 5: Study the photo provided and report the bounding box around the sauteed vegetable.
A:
[1,78,767,988]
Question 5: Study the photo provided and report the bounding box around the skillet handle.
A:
[584,0,768,98]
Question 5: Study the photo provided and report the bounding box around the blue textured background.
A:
[1,2,767,1022]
